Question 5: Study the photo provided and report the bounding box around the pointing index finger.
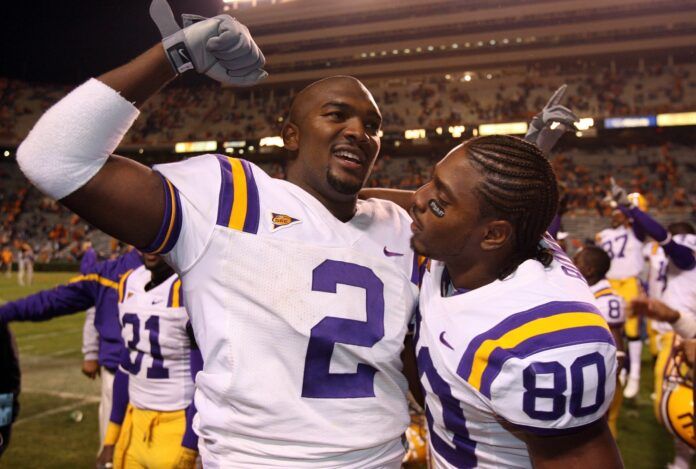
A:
[545,84,568,108]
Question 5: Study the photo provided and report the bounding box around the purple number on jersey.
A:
[614,234,628,258]
[301,260,385,399]
[121,313,144,374]
[418,346,477,467]
[522,352,606,421]
[120,313,170,379]
[607,299,621,320]
[657,260,667,293]
[145,315,169,379]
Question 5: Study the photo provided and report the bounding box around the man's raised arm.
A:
[17,2,266,249]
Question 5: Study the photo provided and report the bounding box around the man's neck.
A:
[444,255,501,292]
[286,175,358,222]
[146,268,174,291]
[586,275,602,287]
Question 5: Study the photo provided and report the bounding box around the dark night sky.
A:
[1,0,223,85]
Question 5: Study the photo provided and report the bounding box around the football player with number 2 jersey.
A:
[574,246,626,437]
[377,136,621,468]
[16,18,421,466]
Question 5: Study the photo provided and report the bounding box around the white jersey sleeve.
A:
[592,284,626,326]
[477,306,617,434]
[146,154,223,272]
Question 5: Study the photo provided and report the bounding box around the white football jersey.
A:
[662,234,696,321]
[643,242,668,299]
[416,236,616,468]
[596,225,644,279]
[152,155,420,467]
[590,279,625,327]
[117,266,194,411]
[642,242,672,334]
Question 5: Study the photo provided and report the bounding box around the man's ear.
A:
[282,122,299,151]
[480,220,513,251]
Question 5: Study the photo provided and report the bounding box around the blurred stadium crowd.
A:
[0,61,694,265]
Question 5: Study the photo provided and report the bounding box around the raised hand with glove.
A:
[524,84,579,155]
[150,0,267,86]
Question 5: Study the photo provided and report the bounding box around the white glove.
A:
[150,0,267,86]
[610,177,630,207]
[524,84,578,155]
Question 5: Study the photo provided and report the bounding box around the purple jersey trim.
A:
[109,369,130,425]
[457,301,601,381]
[216,155,234,226]
[239,159,260,234]
[215,156,260,234]
[509,418,600,436]
[547,214,561,239]
[479,326,614,398]
[140,173,183,254]
[181,347,203,450]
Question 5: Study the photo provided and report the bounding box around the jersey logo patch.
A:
[269,212,301,232]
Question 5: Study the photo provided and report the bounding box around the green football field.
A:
[0,272,681,468]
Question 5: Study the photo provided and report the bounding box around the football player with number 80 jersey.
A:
[408,136,621,468]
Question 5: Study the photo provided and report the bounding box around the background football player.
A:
[596,187,647,399]
[97,253,201,469]
[574,246,627,438]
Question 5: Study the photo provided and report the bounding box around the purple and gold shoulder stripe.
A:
[68,273,119,290]
[593,288,614,300]
[167,278,184,308]
[141,174,183,255]
[456,301,613,399]
[117,269,135,303]
[216,156,260,234]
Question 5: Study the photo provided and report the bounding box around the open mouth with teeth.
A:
[333,149,364,168]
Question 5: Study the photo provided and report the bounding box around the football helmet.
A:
[656,335,694,448]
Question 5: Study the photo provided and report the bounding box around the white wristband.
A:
[658,233,673,246]
[17,78,140,200]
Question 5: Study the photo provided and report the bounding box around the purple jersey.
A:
[0,250,142,370]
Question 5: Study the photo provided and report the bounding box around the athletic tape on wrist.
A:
[17,78,140,200]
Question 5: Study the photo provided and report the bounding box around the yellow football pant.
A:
[653,332,676,423]
[113,405,187,469]
[607,380,623,438]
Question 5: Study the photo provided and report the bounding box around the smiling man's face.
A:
[283,76,382,202]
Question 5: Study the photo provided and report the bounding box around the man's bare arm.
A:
[61,44,175,248]
[523,420,623,469]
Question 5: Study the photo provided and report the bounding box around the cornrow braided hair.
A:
[464,135,559,279]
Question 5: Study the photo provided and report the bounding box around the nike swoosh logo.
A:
[383,246,404,257]
[151,299,164,305]
[178,48,190,62]
[439,331,454,350]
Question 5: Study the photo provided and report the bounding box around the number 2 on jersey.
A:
[302,260,385,399]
